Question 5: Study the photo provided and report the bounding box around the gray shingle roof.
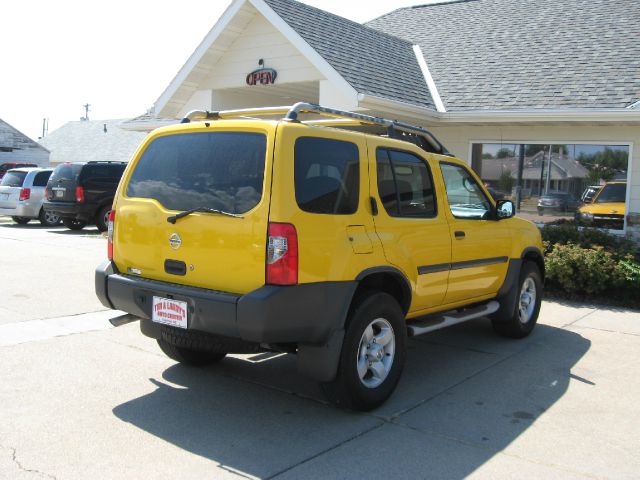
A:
[367,0,640,111]
[38,120,147,164]
[263,0,436,110]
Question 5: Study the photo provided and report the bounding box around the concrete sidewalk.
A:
[0,300,638,479]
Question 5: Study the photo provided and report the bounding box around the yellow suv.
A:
[95,103,544,411]
[577,181,626,229]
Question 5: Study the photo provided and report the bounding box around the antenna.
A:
[82,103,91,121]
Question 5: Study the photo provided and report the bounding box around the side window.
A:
[376,148,436,218]
[294,137,359,214]
[440,163,492,219]
[33,171,52,187]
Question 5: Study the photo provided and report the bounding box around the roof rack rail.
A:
[181,102,449,155]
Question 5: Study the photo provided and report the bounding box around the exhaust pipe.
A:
[109,314,140,327]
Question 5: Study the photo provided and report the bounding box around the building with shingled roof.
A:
[146,0,640,238]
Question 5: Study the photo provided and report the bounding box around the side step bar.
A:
[407,301,499,337]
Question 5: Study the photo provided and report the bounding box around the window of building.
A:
[470,143,630,230]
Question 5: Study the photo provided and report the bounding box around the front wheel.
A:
[62,218,87,230]
[322,292,406,411]
[491,262,542,338]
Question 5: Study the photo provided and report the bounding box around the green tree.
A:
[498,170,514,193]
[578,147,628,183]
[496,147,514,159]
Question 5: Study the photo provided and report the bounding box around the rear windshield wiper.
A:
[167,207,243,224]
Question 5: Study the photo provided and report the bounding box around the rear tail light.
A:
[107,210,115,260]
[19,188,31,201]
[266,222,298,285]
[44,186,49,199]
[75,186,85,203]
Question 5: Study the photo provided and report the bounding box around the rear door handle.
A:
[454,231,466,238]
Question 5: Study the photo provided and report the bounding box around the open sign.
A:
[246,67,277,86]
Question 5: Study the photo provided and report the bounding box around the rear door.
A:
[114,125,274,295]
[367,140,451,313]
[0,170,27,209]
[47,163,84,203]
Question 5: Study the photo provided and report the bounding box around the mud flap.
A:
[297,329,345,382]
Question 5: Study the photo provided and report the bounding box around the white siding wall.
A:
[202,14,322,91]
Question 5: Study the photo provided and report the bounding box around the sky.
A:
[1,0,432,141]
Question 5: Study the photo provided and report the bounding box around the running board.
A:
[407,301,499,337]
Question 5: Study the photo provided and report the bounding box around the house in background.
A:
[144,0,640,239]
[38,119,147,167]
[0,119,49,166]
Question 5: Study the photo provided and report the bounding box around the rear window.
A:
[294,137,359,214]
[127,132,266,214]
[50,164,84,183]
[0,171,27,187]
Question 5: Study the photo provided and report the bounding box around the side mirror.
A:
[495,200,515,219]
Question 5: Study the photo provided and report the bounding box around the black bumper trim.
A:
[95,262,357,345]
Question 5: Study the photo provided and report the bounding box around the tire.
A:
[62,218,87,230]
[11,216,30,225]
[491,262,542,339]
[321,292,406,411]
[95,205,111,233]
[39,209,60,227]
[537,208,544,216]
[157,338,226,367]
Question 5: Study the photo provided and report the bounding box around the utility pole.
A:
[41,118,48,138]
[82,103,91,121]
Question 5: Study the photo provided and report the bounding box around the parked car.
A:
[0,167,60,226]
[95,103,544,411]
[536,191,580,215]
[0,162,38,180]
[576,181,626,229]
[43,161,127,231]
[580,185,602,204]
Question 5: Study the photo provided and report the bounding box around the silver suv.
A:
[0,168,60,226]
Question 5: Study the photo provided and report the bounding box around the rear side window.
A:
[0,171,27,187]
[376,148,436,217]
[33,171,52,187]
[50,164,84,183]
[294,137,359,214]
[127,132,266,214]
[80,164,126,184]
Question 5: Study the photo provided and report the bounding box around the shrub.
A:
[541,223,637,260]
[545,243,630,295]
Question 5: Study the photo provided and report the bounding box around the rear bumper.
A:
[43,201,93,221]
[0,203,39,218]
[95,261,356,346]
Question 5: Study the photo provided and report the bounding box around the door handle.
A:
[454,231,466,238]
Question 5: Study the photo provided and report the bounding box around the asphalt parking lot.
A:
[1,218,639,479]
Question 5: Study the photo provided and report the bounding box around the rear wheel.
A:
[95,205,111,232]
[62,218,87,230]
[11,216,30,225]
[492,262,542,338]
[322,292,406,411]
[39,209,60,227]
[157,339,226,366]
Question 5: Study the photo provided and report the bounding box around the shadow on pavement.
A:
[113,322,590,478]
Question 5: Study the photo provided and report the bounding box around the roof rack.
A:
[181,102,449,155]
